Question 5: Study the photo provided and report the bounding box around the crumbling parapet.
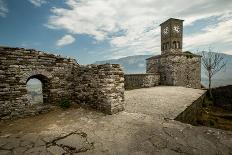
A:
[124,73,160,89]
[74,64,125,114]
[0,47,125,120]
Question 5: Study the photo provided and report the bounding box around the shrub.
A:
[202,102,207,108]
[59,98,71,109]
[186,55,193,59]
[202,95,214,107]
[184,51,194,59]
[209,120,215,127]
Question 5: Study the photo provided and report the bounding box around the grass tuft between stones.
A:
[59,98,71,109]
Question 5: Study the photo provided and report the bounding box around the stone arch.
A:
[166,42,169,49]
[176,41,180,49]
[173,41,177,49]
[162,43,166,50]
[26,74,51,104]
[26,78,43,105]
[21,70,52,104]
[20,70,53,84]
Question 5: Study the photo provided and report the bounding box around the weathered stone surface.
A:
[74,64,124,114]
[146,18,201,89]
[47,145,66,155]
[175,92,206,125]
[0,47,125,120]
[0,87,231,155]
[124,73,160,89]
[147,53,201,89]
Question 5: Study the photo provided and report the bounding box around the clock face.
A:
[163,26,169,35]
[173,25,181,33]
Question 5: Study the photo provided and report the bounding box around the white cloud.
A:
[0,0,8,17]
[56,34,75,47]
[47,0,232,58]
[138,63,145,67]
[185,18,232,49]
[223,50,232,55]
[28,0,47,7]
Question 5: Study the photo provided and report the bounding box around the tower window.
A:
[162,43,166,50]
[166,42,169,49]
[177,41,180,49]
[173,41,177,49]
[162,42,170,50]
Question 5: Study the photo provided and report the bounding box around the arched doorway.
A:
[26,74,50,105]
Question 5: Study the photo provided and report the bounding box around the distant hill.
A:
[95,53,232,88]
[95,55,152,73]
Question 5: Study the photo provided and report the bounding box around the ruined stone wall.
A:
[0,47,125,119]
[0,47,77,119]
[74,64,124,114]
[124,74,160,89]
[146,56,160,74]
[146,53,201,89]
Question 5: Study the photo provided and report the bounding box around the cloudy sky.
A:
[0,0,232,64]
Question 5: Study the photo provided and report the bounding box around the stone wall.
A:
[146,55,160,75]
[74,64,125,114]
[147,53,201,89]
[0,47,125,120]
[0,47,77,119]
[124,74,160,89]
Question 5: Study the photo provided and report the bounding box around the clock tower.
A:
[146,18,201,89]
[160,18,184,54]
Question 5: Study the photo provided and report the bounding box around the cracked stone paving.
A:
[0,87,232,155]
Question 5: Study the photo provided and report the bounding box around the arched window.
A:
[162,43,166,50]
[166,42,169,49]
[26,74,50,105]
[26,78,43,105]
[173,41,177,49]
[177,41,180,49]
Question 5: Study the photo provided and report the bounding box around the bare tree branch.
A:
[201,48,227,98]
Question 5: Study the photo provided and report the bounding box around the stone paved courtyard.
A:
[0,86,232,155]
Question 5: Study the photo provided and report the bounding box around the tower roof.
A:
[160,18,184,26]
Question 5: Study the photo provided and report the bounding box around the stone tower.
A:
[160,18,184,54]
[146,18,201,89]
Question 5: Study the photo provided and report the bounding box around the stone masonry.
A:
[146,18,201,88]
[147,52,201,88]
[74,64,125,114]
[124,73,160,89]
[0,47,124,120]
